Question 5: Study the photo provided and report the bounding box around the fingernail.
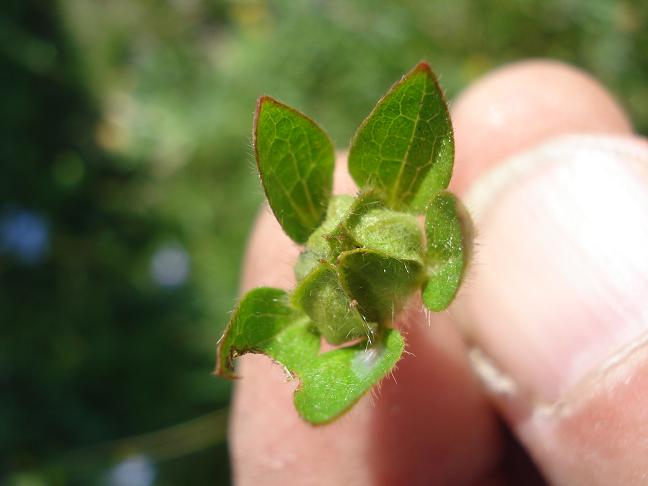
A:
[458,134,648,403]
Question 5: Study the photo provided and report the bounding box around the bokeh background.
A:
[2,0,646,484]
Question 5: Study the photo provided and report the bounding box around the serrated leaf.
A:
[216,287,404,424]
[338,248,424,324]
[348,62,454,213]
[422,191,473,311]
[254,96,335,243]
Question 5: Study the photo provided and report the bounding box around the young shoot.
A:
[216,62,472,425]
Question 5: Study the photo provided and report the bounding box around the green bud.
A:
[293,262,377,345]
[338,248,424,324]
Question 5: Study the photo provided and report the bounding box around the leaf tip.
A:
[253,95,273,129]
[213,364,236,380]
[214,316,243,380]
[253,95,282,131]
[412,60,432,75]
[214,343,239,380]
[257,94,273,104]
[256,95,302,117]
[408,61,444,91]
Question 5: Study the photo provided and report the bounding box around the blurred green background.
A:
[1,0,646,484]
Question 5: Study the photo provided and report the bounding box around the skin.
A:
[229,60,648,485]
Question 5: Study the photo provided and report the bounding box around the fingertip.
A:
[450,59,633,193]
[230,308,503,486]
[456,134,648,484]
[332,151,357,195]
[517,339,648,485]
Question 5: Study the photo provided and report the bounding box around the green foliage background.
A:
[2,0,646,484]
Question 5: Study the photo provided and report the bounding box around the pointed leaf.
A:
[216,287,405,424]
[422,191,473,311]
[254,96,335,243]
[348,62,454,213]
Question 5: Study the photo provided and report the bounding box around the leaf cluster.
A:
[216,62,472,424]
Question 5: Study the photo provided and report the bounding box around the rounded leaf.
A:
[254,96,335,243]
[422,191,473,311]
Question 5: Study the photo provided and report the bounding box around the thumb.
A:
[456,134,648,485]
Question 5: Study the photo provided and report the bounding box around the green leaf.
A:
[348,62,454,213]
[422,191,473,311]
[307,192,424,264]
[216,287,311,378]
[254,96,335,243]
[294,328,404,424]
[292,262,376,345]
[338,248,424,324]
[343,192,424,264]
[294,195,354,282]
[216,287,405,424]
[307,192,384,262]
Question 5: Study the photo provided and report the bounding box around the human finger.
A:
[230,155,502,485]
[451,60,648,484]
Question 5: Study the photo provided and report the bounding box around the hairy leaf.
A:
[348,62,454,212]
[294,195,354,282]
[292,262,376,345]
[294,328,404,424]
[338,248,424,324]
[300,195,355,265]
[422,191,473,311]
[254,96,334,243]
[216,287,404,424]
[216,287,310,378]
[344,193,424,264]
